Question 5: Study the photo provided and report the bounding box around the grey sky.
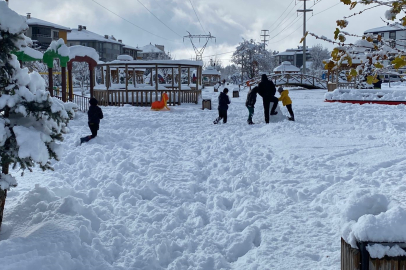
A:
[10,0,389,65]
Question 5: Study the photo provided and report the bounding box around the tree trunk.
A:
[0,189,6,231]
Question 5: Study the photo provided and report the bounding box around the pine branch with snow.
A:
[0,2,75,190]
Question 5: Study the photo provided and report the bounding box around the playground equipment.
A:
[151,93,170,111]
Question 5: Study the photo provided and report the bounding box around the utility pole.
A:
[297,0,312,74]
[261,30,269,50]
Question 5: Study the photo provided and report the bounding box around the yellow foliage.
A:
[374,62,384,69]
[334,28,340,40]
[324,61,335,71]
[340,0,352,5]
[349,69,358,77]
[366,76,378,85]
[392,56,406,70]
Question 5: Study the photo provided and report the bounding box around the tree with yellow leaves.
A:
[306,0,406,87]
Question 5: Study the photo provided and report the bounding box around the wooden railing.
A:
[54,94,90,112]
[93,89,201,107]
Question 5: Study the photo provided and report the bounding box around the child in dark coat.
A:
[213,88,231,124]
[80,97,104,144]
[245,86,258,125]
[277,86,294,121]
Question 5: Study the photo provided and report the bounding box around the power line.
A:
[268,0,296,34]
[189,0,206,33]
[269,1,299,34]
[136,0,182,37]
[90,0,179,43]
[268,2,342,45]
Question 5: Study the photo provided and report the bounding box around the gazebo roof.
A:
[202,66,220,76]
[273,61,300,72]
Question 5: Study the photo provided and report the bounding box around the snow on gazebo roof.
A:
[273,61,300,73]
[69,45,99,62]
[202,66,220,76]
[140,43,164,53]
[26,17,71,31]
[117,55,133,61]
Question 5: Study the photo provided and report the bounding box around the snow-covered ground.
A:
[2,83,406,269]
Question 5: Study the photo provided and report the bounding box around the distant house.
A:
[140,43,170,60]
[24,13,71,50]
[364,23,406,50]
[122,43,142,60]
[67,25,124,62]
[275,46,311,69]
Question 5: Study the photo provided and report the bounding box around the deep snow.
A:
[2,84,406,269]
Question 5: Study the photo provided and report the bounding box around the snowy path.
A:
[1,86,406,269]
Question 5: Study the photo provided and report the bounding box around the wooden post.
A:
[150,68,153,86]
[133,68,136,87]
[61,67,66,102]
[196,65,199,91]
[188,68,190,85]
[125,64,128,103]
[107,66,110,91]
[155,64,158,91]
[178,65,182,105]
[101,66,104,85]
[172,68,174,89]
[68,66,73,101]
[90,67,94,98]
[48,67,53,97]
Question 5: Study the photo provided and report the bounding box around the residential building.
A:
[67,25,124,62]
[24,13,71,50]
[364,23,406,50]
[275,46,311,69]
[140,43,170,60]
[122,43,142,60]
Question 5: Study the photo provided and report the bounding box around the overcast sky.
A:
[10,0,390,66]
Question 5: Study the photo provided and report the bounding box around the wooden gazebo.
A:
[95,60,203,106]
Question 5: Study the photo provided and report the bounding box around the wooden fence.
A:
[55,94,90,112]
[341,238,406,270]
[93,89,200,107]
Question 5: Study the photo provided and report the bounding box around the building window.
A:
[389,31,396,40]
[52,31,59,40]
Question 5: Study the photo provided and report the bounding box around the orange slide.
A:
[151,93,170,111]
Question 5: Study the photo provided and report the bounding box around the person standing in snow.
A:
[277,86,294,121]
[80,97,104,144]
[257,74,279,123]
[246,86,258,125]
[213,88,231,124]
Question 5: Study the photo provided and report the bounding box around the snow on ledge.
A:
[325,88,406,101]
[367,244,406,259]
[341,191,406,250]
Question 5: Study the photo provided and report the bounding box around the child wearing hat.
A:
[213,88,231,124]
[245,86,258,125]
[277,86,294,121]
[80,97,104,144]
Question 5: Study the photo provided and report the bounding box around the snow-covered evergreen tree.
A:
[0,2,75,228]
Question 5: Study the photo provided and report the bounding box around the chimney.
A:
[83,26,86,30]
[118,39,122,43]
[78,25,82,31]
[26,13,31,19]
[104,35,109,39]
